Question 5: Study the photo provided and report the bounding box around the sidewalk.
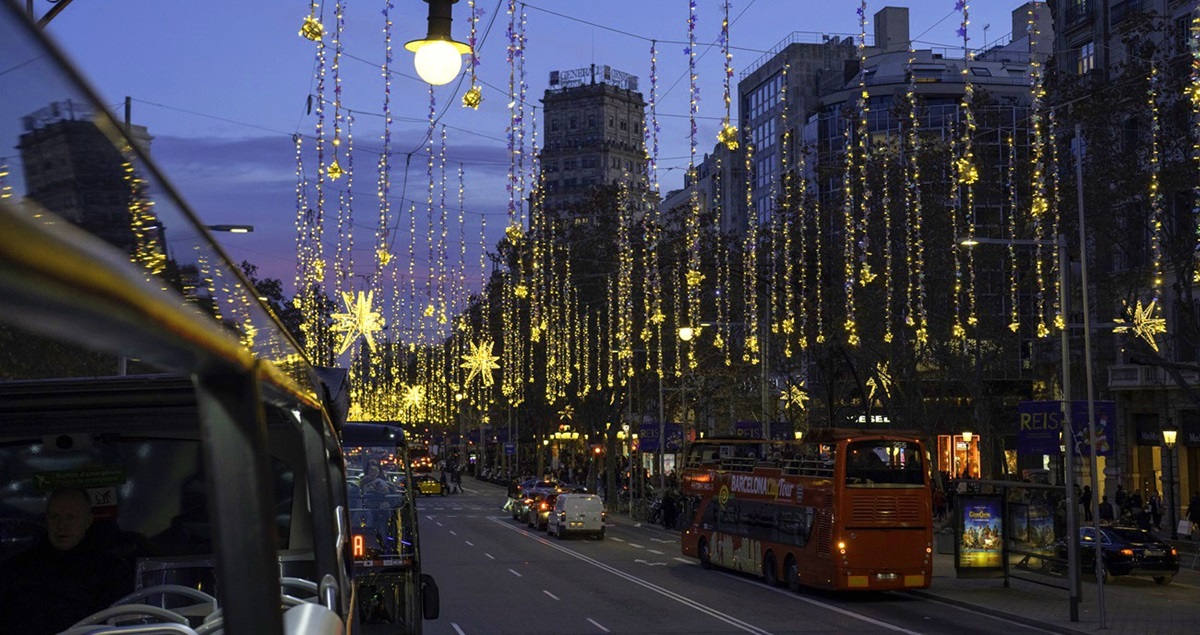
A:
[913,549,1200,634]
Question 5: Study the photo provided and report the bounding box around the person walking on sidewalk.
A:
[1149,490,1162,530]
[1188,493,1200,539]
[1099,495,1115,523]
[1081,485,1093,521]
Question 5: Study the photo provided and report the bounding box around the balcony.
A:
[1108,364,1200,390]
[1111,0,1145,26]
[1064,2,1093,30]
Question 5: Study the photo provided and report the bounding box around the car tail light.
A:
[1119,548,1134,557]
[1171,547,1178,556]
[539,502,549,511]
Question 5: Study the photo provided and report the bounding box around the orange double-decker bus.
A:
[679,429,933,592]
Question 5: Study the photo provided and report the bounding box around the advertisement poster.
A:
[1025,501,1056,552]
[1016,401,1063,455]
[956,495,1004,577]
[1070,400,1115,457]
[1008,503,1029,543]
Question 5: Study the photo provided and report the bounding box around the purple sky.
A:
[43,1,1036,291]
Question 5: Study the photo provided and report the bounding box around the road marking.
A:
[634,559,667,566]
[727,574,925,634]
[465,540,474,546]
[609,537,625,542]
[450,530,458,536]
[452,623,467,635]
[629,543,645,549]
[426,515,434,520]
[587,618,610,633]
[485,553,495,560]
[437,522,443,527]
[648,549,665,555]
[673,557,692,564]
[649,538,673,543]
[509,568,522,577]
[543,590,560,600]
[491,518,774,635]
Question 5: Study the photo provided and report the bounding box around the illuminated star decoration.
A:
[327,158,345,180]
[403,384,425,408]
[1113,298,1167,352]
[300,14,324,41]
[331,290,385,355]
[717,122,739,151]
[558,405,574,421]
[866,362,893,402]
[783,384,809,411]
[462,85,483,109]
[461,340,501,387]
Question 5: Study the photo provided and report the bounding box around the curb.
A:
[904,589,1091,635]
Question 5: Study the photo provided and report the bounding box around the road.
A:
[412,480,1057,635]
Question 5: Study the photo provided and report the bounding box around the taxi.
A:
[414,474,446,497]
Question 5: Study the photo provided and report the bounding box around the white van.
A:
[547,493,606,540]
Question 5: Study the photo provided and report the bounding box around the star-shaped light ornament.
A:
[1113,298,1167,352]
[461,340,501,387]
[331,290,385,355]
[505,223,523,244]
[784,384,809,411]
[377,249,392,267]
[955,157,978,185]
[717,122,739,151]
[558,405,574,421]
[327,158,345,181]
[462,85,483,109]
[866,362,893,402]
[403,384,425,409]
[300,14,324,41]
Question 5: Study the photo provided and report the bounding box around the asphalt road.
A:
[411,480,1059,635]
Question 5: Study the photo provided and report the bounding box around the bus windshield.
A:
[844,440,925,486]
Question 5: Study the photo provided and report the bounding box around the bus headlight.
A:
[837,540,846,555]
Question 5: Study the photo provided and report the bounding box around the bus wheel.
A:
[785,555,801,593]
[698,539,712,570]
[763,552,778,586]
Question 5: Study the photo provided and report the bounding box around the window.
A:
[1077,41,1095,75]
[619,120,627,131]
[569,117,577,129]
[551,119,560,132]
[970,67,992,77]
[588,114,597,128]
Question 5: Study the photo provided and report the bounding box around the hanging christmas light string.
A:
[424,86,438,323]
[124,160,165,279]
[795,146,810,351]
[1007,132,1019,333]
[1191,13,1200,281]
[304,0,330,362]
[685,0,703,370]
[326,0,347,182]
[646,40,665,379]
[1149,62,1165,306]
[376,0,395,285]
[903,45,927,346]
[780,58,797,357]
[952,0,977,340]
[855,0,875,295]
[744,138,760,363]
[505,0,520,240]
[292,135,314,360]
[1049,107,1063,330]
[881,151,894,344]
[715,149,732,363]
[814,161,826,346]
[840,0,866,348]
[617,178,636,385]
[438,124,451,327]
[0,161,10,200]
[1026,2,1050,338]
[463,0,483,108]
[717,1,738,152]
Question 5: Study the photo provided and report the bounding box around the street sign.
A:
[503,442,516,456]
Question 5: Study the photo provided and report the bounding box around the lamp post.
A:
[205,224,255,233]
[960,233,1082,621]
[961,431,973,479]
[1163,418,1179,539]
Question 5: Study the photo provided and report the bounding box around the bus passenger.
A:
[0,488,134,634]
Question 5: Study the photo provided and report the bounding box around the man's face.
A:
[47,491,93,551]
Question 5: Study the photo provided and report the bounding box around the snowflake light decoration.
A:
[461,340,500,387]
[331,290,384,355]
[1113,298,1167,352]
[403,384,425,408]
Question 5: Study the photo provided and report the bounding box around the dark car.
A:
[526,492,560,530]
[1054,525,1179,584]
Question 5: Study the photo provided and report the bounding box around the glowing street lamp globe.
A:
[412,39,465,85]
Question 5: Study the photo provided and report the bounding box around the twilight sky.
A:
[41,0,1036,291]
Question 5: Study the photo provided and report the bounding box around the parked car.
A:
[1053,525,1179,584]
[526,493,560,530]
[512,492,536,521]
[414,474,446,497]
[547,493,605,540]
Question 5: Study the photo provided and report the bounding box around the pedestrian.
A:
[1188,492,1200,539]
[1114,483,1127,514]
[1098,494,1114,523]
[1081,485,1093,521]
[451,468,463,494]
[933,487,946,522]
[1149,491,1162,530]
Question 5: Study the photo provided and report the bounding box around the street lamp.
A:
[961,431,973,478]
[1163,418,1179,539]
[405,0,472,86]
[206,224,254,233]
